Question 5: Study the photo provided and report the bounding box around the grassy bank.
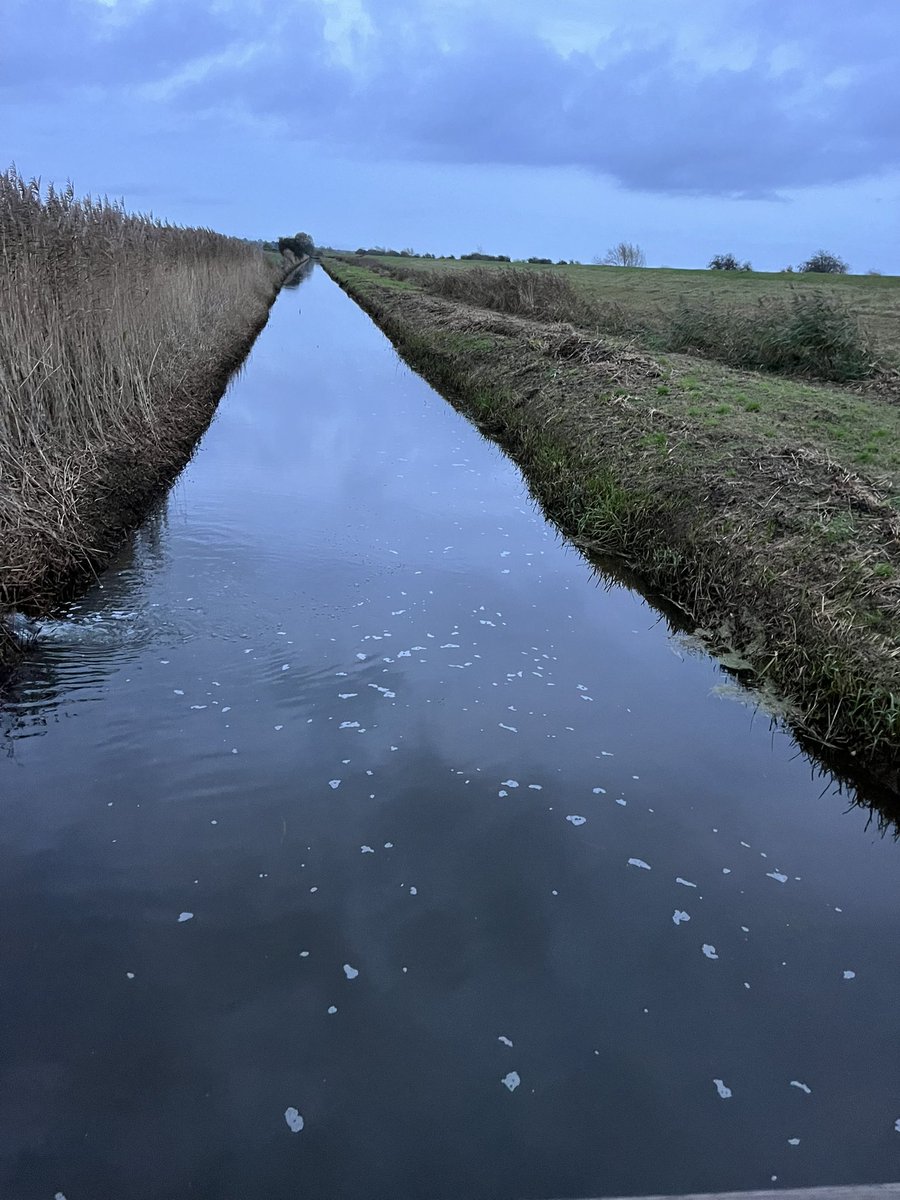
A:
[324,255,900,803]
[359,254,900,387]
[0,169,291,653]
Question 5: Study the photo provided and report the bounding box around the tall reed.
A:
[0,167,283,615]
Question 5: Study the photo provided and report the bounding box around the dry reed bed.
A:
[0,169,284,643]
[325,256,900,808]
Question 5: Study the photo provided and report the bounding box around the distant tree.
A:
[782,265,794,273]
[708,253,753,271]
[527,256,553,264]
[278,231,315,258]
[799,249,849,274]
[866,268,882,276]
[600,241,646,267]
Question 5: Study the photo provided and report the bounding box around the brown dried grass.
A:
[0,168,283,620]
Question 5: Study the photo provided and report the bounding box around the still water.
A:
[1,267,898,1199]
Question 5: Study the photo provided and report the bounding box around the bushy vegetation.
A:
[709,253,752,271]
[401,265,603,327]
[353,245,436,259]
[667,291,874,381]
[0,167,284,619]
[799,250,849,275]
[278,231,315,258]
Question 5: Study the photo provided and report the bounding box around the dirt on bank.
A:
[324,256,900,803]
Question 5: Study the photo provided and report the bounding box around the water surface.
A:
[2,267,899,1199]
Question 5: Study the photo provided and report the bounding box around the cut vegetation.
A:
[325,254,900,803]
[0,168,293,660]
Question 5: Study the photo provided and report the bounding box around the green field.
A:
[366,255,900,363]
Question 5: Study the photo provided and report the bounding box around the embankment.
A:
[324,256,900,799]
[0,170,297,659]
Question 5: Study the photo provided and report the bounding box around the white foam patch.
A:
[628,858,651,870]
[843,970,856,980]
[501,1072,521,1092]
[361,845,374,854]
[566,815,586,826]
[702,944,719,960]
[329,779,341,789]
[284,1107,304,1133]
[672,911,690,925]
[178,912,193,923]
[713,1079,732,1099]
[767,871,789,883]
[498,1036,513,1047]
[790,1081,811,1094]
[501,780,519,788]
[592,787,606,795]
[343,964,359,980]
[676,877,697,888]
[787,1138,800,1146]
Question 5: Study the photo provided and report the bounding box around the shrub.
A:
[668,291,874,382]
[406,266,602,326]
[799,250,849,274]
[709,254,752,271]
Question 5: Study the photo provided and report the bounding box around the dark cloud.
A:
[5,0,899,197]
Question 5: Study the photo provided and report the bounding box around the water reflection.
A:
[1,267,899,1200]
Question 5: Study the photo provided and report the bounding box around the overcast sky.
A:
[5,0,899,271]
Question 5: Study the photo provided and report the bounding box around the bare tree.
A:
[598,241,646,267]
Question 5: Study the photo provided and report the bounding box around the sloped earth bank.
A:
[323,258,900,801]
[2,267,900,1200]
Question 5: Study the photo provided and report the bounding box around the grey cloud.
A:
[6,0,899,197]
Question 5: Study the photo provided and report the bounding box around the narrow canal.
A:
[1,267,898,1200]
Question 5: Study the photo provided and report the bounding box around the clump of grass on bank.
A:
[324,255,900,805]
[668,291,875,382]
[0,167,286,630]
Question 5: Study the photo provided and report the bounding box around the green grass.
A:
[332,255,900,484]
[362,254,900,361]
